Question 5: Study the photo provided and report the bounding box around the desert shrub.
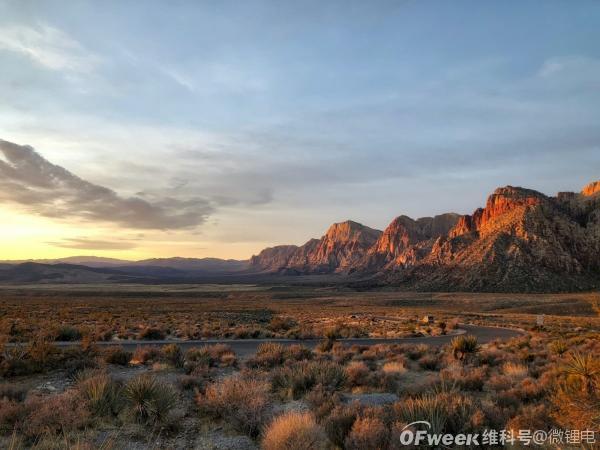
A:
[344,416,389,450]
[272,361,346,400]
[316,339,335,353]
[0,398,28,433]
[262,411,328,450]
[418,354,439,371]
[502,362,529,379]
[345,361,370,387]
[551,378,600,430]
[451,335,479,362]
[124,374,177,424]
[54,326,82,342]
[440,365,486,392]
[394,394,448,434]
[185,344,236,372]
[405,344,429,361]
[506,404,554,432]
[563,351,599,394]
[198,374,271,437]
[322,403,360,447]
[131,346,161,365]
[178,374,206,391]
[246,342,287,369]
[286,344,313,362]
[549,339,568,355]
[382,361,406,375]
[268,316,297,333]
[161,343,184,368]
[138,328,165,340]
[103,346,132,366]
[0,383,27,402]
[76,370,122,417]
[305,385,341,421]
[443,392,479,434]
[24,390,91,438]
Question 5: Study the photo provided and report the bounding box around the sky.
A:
[1,0,600,261]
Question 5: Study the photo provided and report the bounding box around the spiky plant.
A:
[451,335,479,362]
[564,352,599,394]
[396,394,448,434]
[124,374,177,424]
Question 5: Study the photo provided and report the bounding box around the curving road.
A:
[47,324,524,358]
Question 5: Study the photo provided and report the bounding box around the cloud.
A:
[0,139,214,229]
[48,237,137,250]
[0,24,100,73]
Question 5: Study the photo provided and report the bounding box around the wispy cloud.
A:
[48,237,137,250]
[0,24,100,73]
[0,139,214,230]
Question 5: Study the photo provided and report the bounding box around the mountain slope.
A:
[250,221,382,274]
[387,184,600,292]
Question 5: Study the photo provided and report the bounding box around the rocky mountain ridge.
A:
[250,180,600,292]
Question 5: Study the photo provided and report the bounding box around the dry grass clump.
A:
[272,360,346,400]
[502,362,529,379]
[76,370,122,417]
[197,374,272,437]
[124,374,178,425]
[102,346,132,366]
[185,344,236,373]
[0,390,91,440]
[344,416,388,450]
[130,346,161,365]
[262,411,328,450]
[382,361,406,375]
[320,403,359,447]
[137,327,166,340]
[246,342,312,369]
[345,361,370,387]
[161,343,184,368]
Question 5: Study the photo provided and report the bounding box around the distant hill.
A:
[0,256,249,273]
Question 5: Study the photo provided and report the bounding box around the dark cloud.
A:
[48,237,137,250]
[0,139,214,229]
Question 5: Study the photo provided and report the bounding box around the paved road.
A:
[47,324,523,358]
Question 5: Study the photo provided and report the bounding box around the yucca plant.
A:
[451,335,479,362]
[396,394,448,434]
[124,374,177,424]
[564,352,599,394]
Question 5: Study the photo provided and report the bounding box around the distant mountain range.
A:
[2,180,600,292]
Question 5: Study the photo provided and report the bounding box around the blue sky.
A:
[1,0,599,259]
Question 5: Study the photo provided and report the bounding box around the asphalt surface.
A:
[47,324,523,359]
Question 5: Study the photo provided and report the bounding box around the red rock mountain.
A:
[250,221,381,274]
[250,180,600,292]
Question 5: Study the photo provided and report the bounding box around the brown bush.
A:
[131,346,161,365]
[102,346,131,366]
[262,411,328,450]
[197,374,271,437]
[24,390,91,438]
[506,404,554,433]
[185,344,236,372]
[322,403,360,447]
[345,361,370,387]
[344,416,389,450]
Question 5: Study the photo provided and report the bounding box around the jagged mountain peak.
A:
[582,180,600,197]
